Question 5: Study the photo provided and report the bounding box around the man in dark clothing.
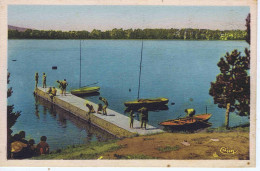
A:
[42,73,47,88]
[138,107,148,129]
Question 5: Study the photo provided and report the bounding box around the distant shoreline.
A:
[8,28,247,41]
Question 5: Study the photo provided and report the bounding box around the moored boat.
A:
[124,97,169,108]
[159,113,212,130]
[71,86,100,96]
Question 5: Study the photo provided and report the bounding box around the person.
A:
[42,73,47,88]
[97,103,103,114]
[11,134,28,159]
[35,72,39,88]
[56,80,63,94]
[49,87,57,100]
[185,108,196,117]
[61,79,68,96]
[86,102,95,115]
[36,136,49,155]
[47,87,52,94]
[129,110,135,128]
[18,131,28,144]
[25,139,37,158]
[99,97,108,115]
[138,107,148,129]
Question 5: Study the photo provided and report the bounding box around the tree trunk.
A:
[225,103,230,129]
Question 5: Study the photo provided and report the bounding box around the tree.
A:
[209,14,250,129]
[7,72,21,158]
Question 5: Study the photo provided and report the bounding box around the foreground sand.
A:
[102,131,249,160]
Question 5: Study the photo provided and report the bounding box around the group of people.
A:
[35,72,68,97]
[10,131,49,159]
[85,96,109,115]
[35,72,47,89]
[129,107,149,129]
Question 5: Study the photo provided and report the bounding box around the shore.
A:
[33,127,249,160]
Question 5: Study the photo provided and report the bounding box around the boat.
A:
[159,113,212,130]
[71,86,100,96]
[193,113,212,122]
[124,98,169,108]
[124,40,168,108]
[71,40,100,96]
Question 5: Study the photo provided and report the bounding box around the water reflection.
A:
[34,96,40,119]
[34,95,116,143]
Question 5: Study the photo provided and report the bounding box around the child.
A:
[97,103,103,114]
[36,136,49,155]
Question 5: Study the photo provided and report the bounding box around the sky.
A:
[8,5,250,31]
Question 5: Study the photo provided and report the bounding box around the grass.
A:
[113,154,158,159]
[156,145,180,152]
[33,140,122,160]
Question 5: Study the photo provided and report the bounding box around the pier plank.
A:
[36,87,164,137]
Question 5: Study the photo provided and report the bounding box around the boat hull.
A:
[159,113,212,130]
[124,98,169,108]
[71,86,100,95]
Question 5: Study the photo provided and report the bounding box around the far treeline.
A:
[8,28,246,40]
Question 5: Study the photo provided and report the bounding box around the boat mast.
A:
[79,40,82,88]
[137,40,144,100]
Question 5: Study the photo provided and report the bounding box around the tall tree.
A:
[7,73,21,158]
[209,14,250,128]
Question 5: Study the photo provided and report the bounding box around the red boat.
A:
[159,113,212,130]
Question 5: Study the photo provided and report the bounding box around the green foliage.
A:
[7,72,21,158]
[209,49,250,115]
[33,140,121,159]
[156,145,180,152]
[8,28,247,40]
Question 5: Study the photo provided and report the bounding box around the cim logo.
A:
[220,147,237,154]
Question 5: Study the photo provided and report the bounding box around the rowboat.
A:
[124,97,169,108]
[193,113,212,122]
[159,113,212,130]
[71,86,100,96]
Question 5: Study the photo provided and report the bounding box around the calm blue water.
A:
[8,40,249,150]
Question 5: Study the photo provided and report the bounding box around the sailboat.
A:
[124,40,169,108]
[71,40,100,96]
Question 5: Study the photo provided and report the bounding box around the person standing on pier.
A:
[138,107,148,129]
[129,110,135,128]
[99,97,108,115]
[61,79,68,96]
[42,73,47,88]
[35,72,39,89]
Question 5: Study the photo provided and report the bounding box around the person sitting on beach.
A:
[185,108,196,117]
[99,97,108,115]
[11,134,28,159]
[97,103,103,114]
[86,102,95,115]
[18,131,28,144]
[24,139,37,158]
[36,136,49,155]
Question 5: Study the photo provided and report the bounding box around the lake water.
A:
[8,39,250,150]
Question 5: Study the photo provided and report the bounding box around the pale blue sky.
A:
[8,5,249,31]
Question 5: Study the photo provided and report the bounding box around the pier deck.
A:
[35,87,164,138]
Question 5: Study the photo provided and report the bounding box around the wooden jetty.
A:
[34,87,164,138]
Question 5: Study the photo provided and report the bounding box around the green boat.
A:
[71,86,100,95]
[124,97,169,108]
